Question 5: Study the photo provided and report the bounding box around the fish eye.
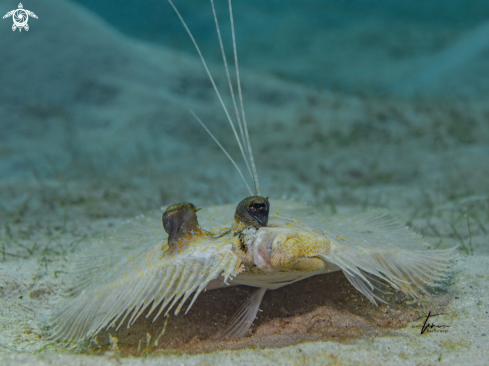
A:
[162,202,200,247]
[252,203,265,210]
[235,196,270,228]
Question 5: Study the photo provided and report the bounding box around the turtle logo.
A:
[3,3,38,32]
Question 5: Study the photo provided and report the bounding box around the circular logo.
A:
[13,9,28,28]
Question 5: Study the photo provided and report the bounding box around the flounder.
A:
[51,197,455,341]
[51,0,456,344]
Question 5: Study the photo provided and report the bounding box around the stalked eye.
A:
[234,196,270,228]
[162,202,200,248]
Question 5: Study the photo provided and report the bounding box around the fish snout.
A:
[252,228,300,271]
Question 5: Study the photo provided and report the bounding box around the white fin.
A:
[65,214,165,297]
[317,210,457,304]
[51,217,241,342]
[216,287,267,340]
[341,269,393,305]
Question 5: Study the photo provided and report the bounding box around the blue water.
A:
[73,0,489,92]
[1,0,488,218]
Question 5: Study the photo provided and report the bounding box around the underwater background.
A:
[0,0,488,364]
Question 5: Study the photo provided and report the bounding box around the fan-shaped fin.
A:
[342,269,393,305]
[64,214,168,297]
[281,210,458,304]
[51,240,241,342]
[320,246,456,304]
[322,210,428,250]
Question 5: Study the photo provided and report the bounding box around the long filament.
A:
[167,0,257,194]
[228,0,261,195]
[210,0,253,183]
[190,110,253,196]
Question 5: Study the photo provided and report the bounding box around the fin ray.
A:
[216,287,267,340]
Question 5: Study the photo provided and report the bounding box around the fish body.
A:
[51,200,455,341]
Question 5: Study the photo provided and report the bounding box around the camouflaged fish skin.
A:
[51,200,455,342]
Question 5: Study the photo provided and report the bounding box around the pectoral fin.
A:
[51,244,241,342]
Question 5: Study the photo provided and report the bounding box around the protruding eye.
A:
[162,202,200,247]
[235,196,270,228]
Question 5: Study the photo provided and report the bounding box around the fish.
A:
[50,0,456,344]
